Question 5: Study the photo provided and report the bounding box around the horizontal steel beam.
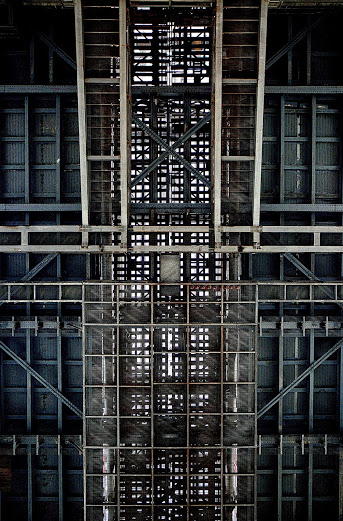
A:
[220,225,343,233]
[265,86,343,94]
[0,339,83,418]
[0,435,83,455]
[4,244,343,253]
[0,204,81,212]
[257,337,343,419]
[131,203,211,213]
[261,203,343,212]
[132,85,212,94]
[0,225,121,232]
[0,85,77,93]
[0,253,58,307]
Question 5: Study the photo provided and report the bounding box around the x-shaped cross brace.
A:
[131,112,211,189]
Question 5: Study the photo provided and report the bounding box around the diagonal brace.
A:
[257,337,343,419]
[37,32,77,70]
[132,114,211,188]
[0,339,83,418]
[0,253,58,307]
[263,232,341,306]
[131,112,211,188]
[266,15,324,70]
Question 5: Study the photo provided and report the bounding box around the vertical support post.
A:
[56,95,61,208]
[306,15,312,86]
[311,96,316,207]
[74,0,89,226]
[213,0,223,248]
[150,287,154,521]
[308,330,314,521]
[308,443,313,521]
[287,16,292,85]
[277,439,282,521]
[58,438,64,521]
[30,37,35,84]
[278,335,283,434]
[280,95,285,206]
[82,283,87,521]
[252,0,268,241]
[28,450,33,521]
[116,285,121,521]
[339,447,343,521]
[309,330,314,433]
[57,286,63,520]
[186,284,190,521]
[119,0,128,248]
[49,24,54,85]
[24,96,30,208]
[220,285,224,521]
[26,328,32,433]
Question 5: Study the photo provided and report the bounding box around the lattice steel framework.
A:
[83,282,257,521]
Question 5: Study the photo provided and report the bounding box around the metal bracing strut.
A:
[37,32,77,70]
[132,114,211,188]
[131,112,211,188]
[257,337,343,419]
[266,15,324,70]
[0,253,58,306]
[0,339,83,418]
[74,0,89,226]
[252,0,268,236]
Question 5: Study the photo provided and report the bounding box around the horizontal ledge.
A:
[0,85,77,93]
[261,204,343,212]
[132,226,210,233]
[222,155,255,161]
[85,78,119,84]
[0,225,122,233]
[0,204,81,212]
[265,85,343,94]
[131,203,211,214]
[223,79,257,84]
[3,245,343,253]
[132,85,212,94]
[220,225,343,233]
[87,155,120,161]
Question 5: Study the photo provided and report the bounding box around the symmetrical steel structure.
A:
[1,0,343,520]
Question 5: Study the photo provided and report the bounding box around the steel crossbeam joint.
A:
[131,112,211,187]
[132,114,211,188]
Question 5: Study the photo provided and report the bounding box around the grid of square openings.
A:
[84,283,257,521]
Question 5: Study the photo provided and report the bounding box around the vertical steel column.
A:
[287,16,292,85]
[213,0,223,248]
[116,285,120,521]
[306,15,312,86]
[277,437,282,520]
[82,283,86,521]
[186,285,190,521]
[57,287,64,520]
[308,330,314,520]
[28,449,33,521]
[119,0,128,248]
[339,447,343,520]
[150,287,154,521]
[74,0,89,226]
[252,0,268,243]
